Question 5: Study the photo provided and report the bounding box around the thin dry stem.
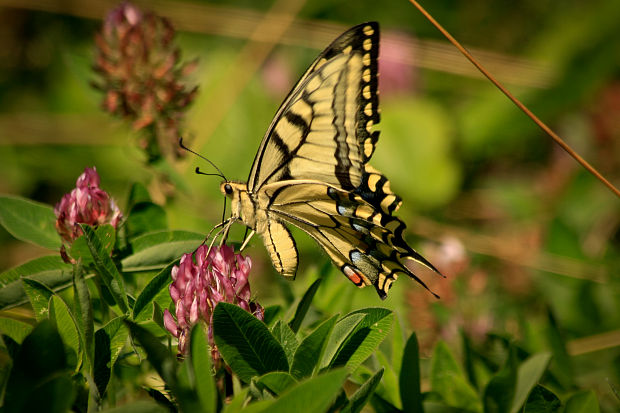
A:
[408,0,620,199]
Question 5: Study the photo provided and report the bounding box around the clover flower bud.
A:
[93,2,198,160]
[54,167,122,244]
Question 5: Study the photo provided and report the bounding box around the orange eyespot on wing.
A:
[343,264,371,286]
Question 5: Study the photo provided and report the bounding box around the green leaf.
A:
[94,317,129,396]
[190,326,217,413]
[132,259,178,320]
[0,256,73,310]
[0,194,60,250]
[3,320,70,412]
[483,346,517,413]
[371,393,402,413]
[81,224,129,313]
[125,321,176,385]
[93,333,111,396]
[255,372,297,395]
[121,239,202,271]
[100,400,168,413]
[0,317,33,344]
[330,389,350,413]
[431,341,482,412]
[391,315,405,375]
[145,388,177,411]
[126,201,167,238]
[331,308,394,372]
[342,368,384,413]
[152,300,166,330]
[69,225,116,267]
[271,320,299,366]
[423,401,472,412]
[176,356,203,412]
[21,278,54,321]
[221,388,250,413]
[400,332,423,413]
[229,400,275,413]
[523,385,561,412]
[291,315,337,379]
[49,295,82,371]
[563,390,600,413]
[0,255,70,287]
[289,278,321,333]
[213,303,289,383]
[376,350,400,408]
[462,331,478,389]
[264,305,282,326]
[320,313,365,370]
[103,317,129,367]
[255,369,348,413]
[130,230,204,253]
[73,260,94,368]
[510,353,551,413]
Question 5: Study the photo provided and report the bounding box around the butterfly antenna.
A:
[195,167,223,179]
[179,137,228,181]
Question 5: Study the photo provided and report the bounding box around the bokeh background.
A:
[1,0,619,409]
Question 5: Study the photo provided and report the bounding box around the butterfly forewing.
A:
[247,22,381,192]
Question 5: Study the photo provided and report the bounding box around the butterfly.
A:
[220,22,441,299]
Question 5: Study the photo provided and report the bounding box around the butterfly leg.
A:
[219,218,235,246]
[203,218,229,245]
[203,218,235,257]
[239,229,256,252]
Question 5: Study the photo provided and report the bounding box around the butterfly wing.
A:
[247,22,380,192]
[244,22,440,298]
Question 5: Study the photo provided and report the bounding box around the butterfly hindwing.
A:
[262,181,438,298]
[355,165,403,215]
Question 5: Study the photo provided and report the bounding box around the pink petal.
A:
[237,300,250,312]
[176,300,187,328]
[169,284,180,303]
[163,309,179,337]
[189,297,199,324]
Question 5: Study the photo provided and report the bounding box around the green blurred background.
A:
[0,0,619,409]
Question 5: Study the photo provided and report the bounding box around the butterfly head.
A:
[219,181,254,224]
[219,181,247,198]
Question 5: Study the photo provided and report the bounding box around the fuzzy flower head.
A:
[93,2,198,160]
[164,244,263,358]
[54,167,122,243]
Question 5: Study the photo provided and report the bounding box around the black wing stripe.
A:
[332,55,355,190]
[284,111,310,133]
